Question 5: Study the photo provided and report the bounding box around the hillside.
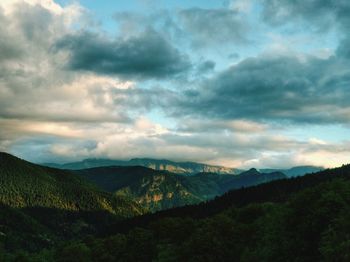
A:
[0,152,143,216]
[44,158,242,175]
[75,166,286,211]
[0,152,149,255]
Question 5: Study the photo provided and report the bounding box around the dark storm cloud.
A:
[169,55,350,124]
[178,8,248,47]
[54,29,191,79]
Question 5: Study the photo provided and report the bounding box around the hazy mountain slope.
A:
[75,166,286,211]
[217,168,286,192]
[0,152,143,217]
[260,165,323,177]
[45,158,242,175]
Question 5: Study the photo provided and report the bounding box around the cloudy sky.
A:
[1,0,350,168]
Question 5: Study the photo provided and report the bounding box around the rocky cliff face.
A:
[135,160,240,175]
[113,172,201,211]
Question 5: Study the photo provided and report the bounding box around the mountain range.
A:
[43,157,323,177]
[44,158,243,175]
[0,153,324,214]
[0,152,285,213]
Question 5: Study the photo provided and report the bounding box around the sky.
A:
[0,0,350,168]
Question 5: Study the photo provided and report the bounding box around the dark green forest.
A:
[1,152,350,261]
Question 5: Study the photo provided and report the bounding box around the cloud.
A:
[178,8,249,47]
[0,0,144,158]
[168,54,350,124]
[337,36,350,59]
[260,0,350,63]
[196,60,216,74]
[0,1,139,124]
[112,8,250,49]
[7,117,350,169]
[54,29,191,79]
[228,53,240,60]
[0,0,349,169]
[175,119,267,133]
[261,0,350,31]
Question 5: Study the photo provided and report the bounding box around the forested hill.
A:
[0,152,143,216]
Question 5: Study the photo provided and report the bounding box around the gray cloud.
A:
[178,8,249,47]
[1,0,349,169]
[54,29,191,79]
[167,54,350,124]
[0,2,134,127]
[337,37,350,59]
[261,0,350,30]
[8,135,98,164]
[0,2,55,62]
[174,119,267,133]
[196,60,216,74]
[228,53,239,60]
[261,1,350,62]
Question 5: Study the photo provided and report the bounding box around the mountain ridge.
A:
[43,157,323,177]
[43,157,243,175]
